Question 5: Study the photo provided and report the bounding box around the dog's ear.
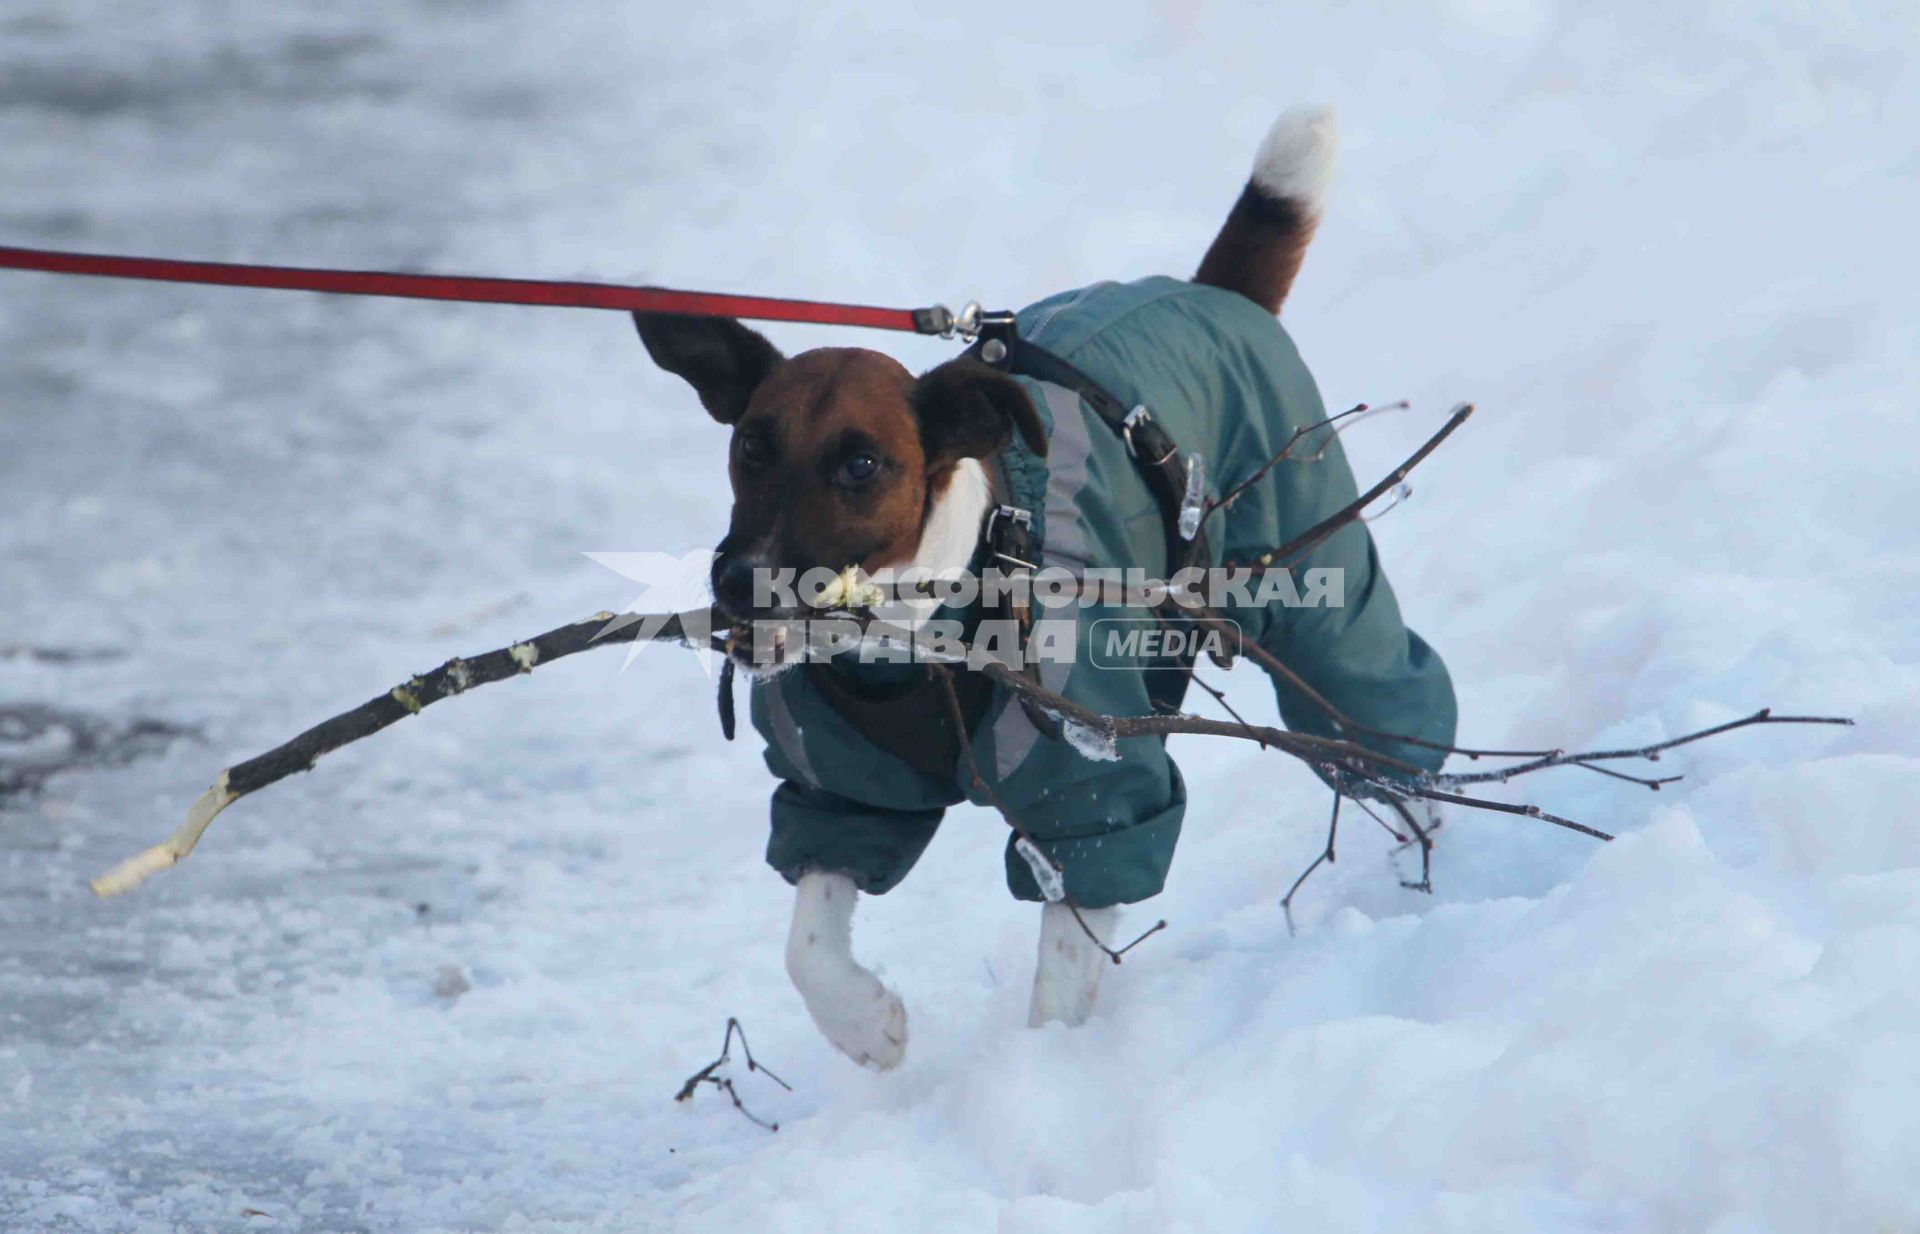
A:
[632,311,782,425]
[912,359,1048,471]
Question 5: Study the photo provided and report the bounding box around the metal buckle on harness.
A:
[984,504,1036,571]
[1122,405,1178,466]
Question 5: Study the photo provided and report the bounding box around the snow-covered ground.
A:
[3,2,1916,1229]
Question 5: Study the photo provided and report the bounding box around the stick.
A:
[93,600,1850,903]
[90,609,715,896]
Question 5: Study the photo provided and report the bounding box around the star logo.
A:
[583,550,720,677]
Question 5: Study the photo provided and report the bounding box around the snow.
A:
[1177,452,1206,541]
[1059,718,1123,764]
[2,1,1916,1230]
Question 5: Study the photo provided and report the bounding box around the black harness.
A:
[795,311,1210,788]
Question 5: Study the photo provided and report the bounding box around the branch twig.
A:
[932,665,1169,962]
[1204,400,1405,523]
[93,600,1850,907]
[1282,793,1342,936]
[1386,797,1437,894]
[674,1016,791,1132]
[1229,402,1473,573]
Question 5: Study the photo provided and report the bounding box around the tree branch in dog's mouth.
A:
[88,595,1851,940]
[87,410,1854,944]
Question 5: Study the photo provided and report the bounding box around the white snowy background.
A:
[2,1,1916,1230]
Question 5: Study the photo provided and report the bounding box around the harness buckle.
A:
[984,504,1036,571]
[1121,405,1178,466]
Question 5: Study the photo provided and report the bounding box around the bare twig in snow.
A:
[1386,797,1437,894]
[674,1017,791,1132]
[1282,793,1343,936]
[1076,907,1168,964]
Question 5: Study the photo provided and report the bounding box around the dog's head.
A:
[633,312,1044,626]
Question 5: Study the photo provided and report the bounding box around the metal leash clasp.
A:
[927,301,985,341]
[927,301,1017,351]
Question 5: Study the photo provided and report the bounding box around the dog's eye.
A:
[836,453,880,487]
[736,433,773,467]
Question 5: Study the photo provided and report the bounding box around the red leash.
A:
[0,244,960,335]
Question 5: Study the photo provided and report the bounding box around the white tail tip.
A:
[1251,104,1339,210]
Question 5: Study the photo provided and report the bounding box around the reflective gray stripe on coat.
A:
[765,673,818,786]
[991,379,1094,781]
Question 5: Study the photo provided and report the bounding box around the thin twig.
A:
[1347,792,1407,843]
[1230,403,1473,573]
[1568,761,1684,790]
[1182,667,1267,748]
[936,664,1168,964]
[1282,793,1343,936]
[1205,400,1404,521]
[1414,788,1612,841]
[1174,606,1571,761]
[1076,907,1167,963]
[1386,798,1435,894]
[674,1016,792,1132]
[1432,709,1852,787]
[932,664,1052,856]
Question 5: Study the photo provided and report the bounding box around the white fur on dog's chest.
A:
[888,456,992,631]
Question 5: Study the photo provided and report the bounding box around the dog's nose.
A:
[711,553,760,619]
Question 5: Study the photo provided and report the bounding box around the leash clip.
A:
[928,301,1019,346]
[935,301,982,340]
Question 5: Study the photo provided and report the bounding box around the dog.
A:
[633,105,1457,1069]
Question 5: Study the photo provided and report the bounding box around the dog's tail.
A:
[1193,105,1338,316]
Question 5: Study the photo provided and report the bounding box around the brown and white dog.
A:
[634,106,1338,1067]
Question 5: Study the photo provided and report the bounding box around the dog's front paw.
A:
[784,870,908,1069]
[792,956,908,1070]
[835,980,908,1072]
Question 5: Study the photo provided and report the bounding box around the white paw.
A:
[785,870,908,1070]
[793,955,909,1071]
